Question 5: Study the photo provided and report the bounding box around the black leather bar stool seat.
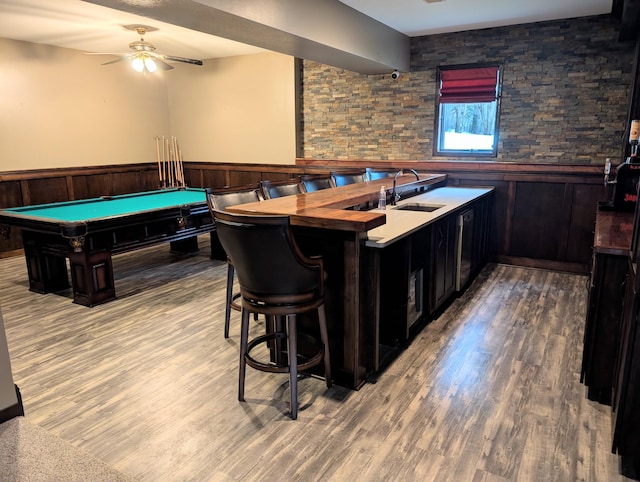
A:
[212,209,332,419]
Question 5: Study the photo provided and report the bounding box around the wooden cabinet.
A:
[582,251,628,403]
[377,236,411,348]
[612,259,640,479]
[430,214,457,313]
[611,196,640,479]
[471,192,492,278]
[580,211,633,404]
[376,228,429,366]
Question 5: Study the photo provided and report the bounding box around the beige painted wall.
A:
[0,38,170,171]
[0,38,296,171]
[167,52,296,165]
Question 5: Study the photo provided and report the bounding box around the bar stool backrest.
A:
[331,170,367,187]
[300,174,335,192]
[212,210,324,311]
[366,168,397,181]
[206,184,263,212]
[260,179,304,200]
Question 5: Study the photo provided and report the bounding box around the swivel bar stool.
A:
[206,185,263,338]
[260,179,305,199]
[299,174,336,192]
[330,169,367,187]
[212,209,332,419]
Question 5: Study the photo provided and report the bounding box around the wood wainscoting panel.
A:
[0,180,23,209]
[510,182,567,261]
[229,170,262,186]
[72,173,112,200]
[111,171,150,196]
[0,160,608,272]
[566,183,603,264]
[27,177,69,205]
[110,172,140,196]
[259,170,295,181]
[198,168,227,189]
[0,180,24,253]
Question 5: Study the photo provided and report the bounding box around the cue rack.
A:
[155,136,186,188]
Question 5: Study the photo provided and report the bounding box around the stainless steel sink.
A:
[395,203,444,212]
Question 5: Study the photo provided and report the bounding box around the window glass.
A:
[434,64,501,157]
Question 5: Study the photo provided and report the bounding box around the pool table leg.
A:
[68,250,116,307]
[169,236,199,254]
[22,232,70,294]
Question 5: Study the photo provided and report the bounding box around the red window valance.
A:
[439,66,499,103]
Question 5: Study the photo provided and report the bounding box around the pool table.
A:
[0,188,214,306]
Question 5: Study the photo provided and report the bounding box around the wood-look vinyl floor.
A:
[0,236,630,481]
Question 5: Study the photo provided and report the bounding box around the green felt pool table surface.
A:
[1,188,207,223]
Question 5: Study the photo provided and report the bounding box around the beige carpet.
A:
[0,417,133,482]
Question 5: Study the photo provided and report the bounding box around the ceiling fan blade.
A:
[155,59,174,71]
[163,55,203,66]
[83,52,129,56]
[101,56,131,66]
[83,27,201,71]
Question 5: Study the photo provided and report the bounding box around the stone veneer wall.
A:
[300,15,633,164]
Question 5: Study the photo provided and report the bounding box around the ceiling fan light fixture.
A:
[131,56,144,72]
[144,57,157,72]
[90,24,201,72]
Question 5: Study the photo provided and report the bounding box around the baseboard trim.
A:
[491,255,589,275]
[0,385,24,424]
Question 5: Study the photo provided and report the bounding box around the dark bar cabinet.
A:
[582,210,633,404]
[611,204,640,479]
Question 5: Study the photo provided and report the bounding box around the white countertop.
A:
[365,186,494,248]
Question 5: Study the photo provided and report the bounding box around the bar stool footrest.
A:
[245,332,324,374]
[230,293,241,312]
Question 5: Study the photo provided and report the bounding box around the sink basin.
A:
[395,203,444,212]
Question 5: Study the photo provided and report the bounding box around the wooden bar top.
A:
[594,209,634,256]
[227,174,447,232]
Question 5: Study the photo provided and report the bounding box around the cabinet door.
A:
[581,252,627,404]
[431,215,457,311]
[471,194,492,276]
[379,237,410,346]
[612,262,640,478]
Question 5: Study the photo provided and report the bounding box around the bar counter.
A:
[225,173,471,389]
[593,210,634,256]
[227,173,446,231]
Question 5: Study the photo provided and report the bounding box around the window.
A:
[434,64,501,157]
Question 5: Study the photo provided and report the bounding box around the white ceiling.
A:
[0,0,614,61]
[342,0,613,37]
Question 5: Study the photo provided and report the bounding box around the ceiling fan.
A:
[85,25,203,72]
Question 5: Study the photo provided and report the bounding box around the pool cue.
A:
[178,149,185,187]
[171,139,176,188]
[161,136,167,188]
[174,137,184,186]
[171,140,176,187]
[155,136,163,188]
[171,137,177,186]
[165,138,172,187]
[173,136,180,186]
[171,137,177,187]
[173,137,182,186]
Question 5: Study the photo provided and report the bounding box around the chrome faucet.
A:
[391,169,420,205]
